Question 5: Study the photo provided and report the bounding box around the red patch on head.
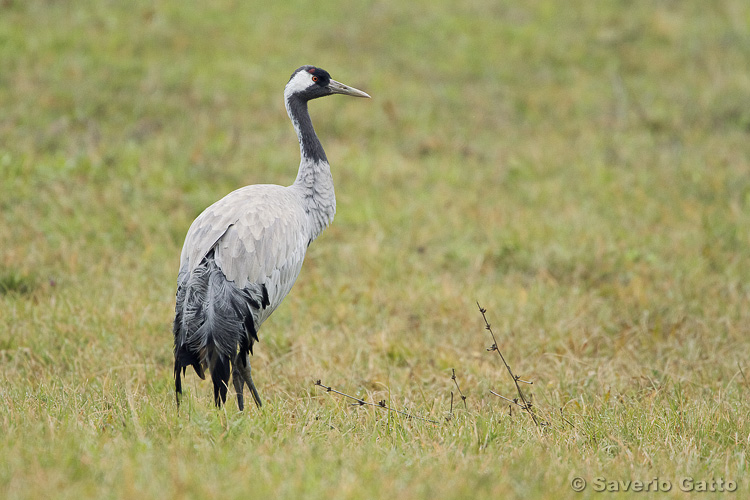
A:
[307,68,316,73]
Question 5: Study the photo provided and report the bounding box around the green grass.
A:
[2,0,749,498]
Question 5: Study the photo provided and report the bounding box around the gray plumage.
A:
[173,66,370,410]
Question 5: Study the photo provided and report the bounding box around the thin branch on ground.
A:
[489,390,527,409]
[477,302,541,428]
[558,407,576,429]
[738,362,748,387]
[451,368,468,409]
[314,380,439,424]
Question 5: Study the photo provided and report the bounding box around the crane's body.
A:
[173,66,369,410]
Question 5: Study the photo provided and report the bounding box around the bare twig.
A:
[451,369,468,409]
[738,362,748,387]
[477,302,540,428]
[558,407,576,429]
[445,392,454,422]
[489,390,527,409]
[314,380,439,424]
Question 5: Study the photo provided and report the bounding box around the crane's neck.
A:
[286,94,336,240]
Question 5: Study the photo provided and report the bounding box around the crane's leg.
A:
[231,353,262,410]
[232,360,245,412]
[240,354,262,408]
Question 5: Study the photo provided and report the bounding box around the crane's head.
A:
[285,66,370,102]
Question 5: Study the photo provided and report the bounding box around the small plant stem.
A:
[477,302,541,428]
[314,380,439,425]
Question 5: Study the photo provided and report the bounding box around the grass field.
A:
[2,1,749,498]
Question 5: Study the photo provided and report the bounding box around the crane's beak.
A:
[328,79,371,98]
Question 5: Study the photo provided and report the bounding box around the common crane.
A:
[173,66,370,410]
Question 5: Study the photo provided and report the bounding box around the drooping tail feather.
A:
[172,250,263,407]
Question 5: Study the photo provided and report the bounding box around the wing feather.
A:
[179,184,310,321]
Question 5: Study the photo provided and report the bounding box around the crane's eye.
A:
[311,75,319,82]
